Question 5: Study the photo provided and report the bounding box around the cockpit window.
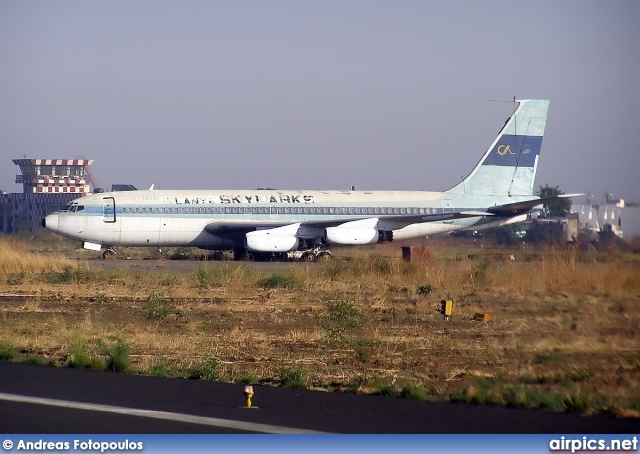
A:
[59,204,72,212]
[70,206,77,212]
[76,205,84,212]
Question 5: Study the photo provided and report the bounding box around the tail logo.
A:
[497,144,532,157]
[497,145,515,156]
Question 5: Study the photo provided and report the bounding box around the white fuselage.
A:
[44,188,528,250]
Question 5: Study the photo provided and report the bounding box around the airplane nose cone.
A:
[43,213,59,233]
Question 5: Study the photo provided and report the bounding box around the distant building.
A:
[0,158,93,234]
[111,184,138,192]
[573,195,625,240]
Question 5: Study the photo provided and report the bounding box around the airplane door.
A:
[103,197,116,223]
[100,196,120,244]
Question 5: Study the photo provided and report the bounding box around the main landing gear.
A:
[101,246,120,259]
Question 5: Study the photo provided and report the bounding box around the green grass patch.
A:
[142,292,178,320]
[449,378,605,413]
[6,272,26,285]
[234,375,259,385]
[401,382,429,401]
[280,368,307,389]
[65,341,102,369]
[45,266,93,284]
[318,298,365,345]
[0,342,18,361]
[185,356,220,381]
[148,364,170,378]
[256,272,304,289]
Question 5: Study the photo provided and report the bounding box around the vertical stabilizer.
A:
[449,99,550,197]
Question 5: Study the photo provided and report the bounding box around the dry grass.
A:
[0,236,77,273]
[1,235,639,415]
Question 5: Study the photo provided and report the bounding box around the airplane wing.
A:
[203,193,582,238]
[203,209,495,238]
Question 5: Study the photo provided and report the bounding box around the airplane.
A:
[42,99,578,260]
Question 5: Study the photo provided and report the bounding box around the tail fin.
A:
[449,99,550,197]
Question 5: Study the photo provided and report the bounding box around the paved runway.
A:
[0,362,638,433]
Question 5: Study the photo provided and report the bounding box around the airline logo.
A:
[483,135,541,167]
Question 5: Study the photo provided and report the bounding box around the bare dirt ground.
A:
[1,240,639,416]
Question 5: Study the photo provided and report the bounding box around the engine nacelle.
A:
[324,227,378,245]
[245,232,299,252]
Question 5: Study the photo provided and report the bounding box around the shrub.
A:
[142,292,176,320]
[235,375,259,385]
[170,247,192,260]
[66,341,98,369]
[280,368,307,389]
[401,383,428,401]
[375,385,400,397]
[416,284,436,295]
[149,364,169,378]
[194,267,210,288]
[98,336,131,373]
[563,391,598,413]
[352,337,373,363]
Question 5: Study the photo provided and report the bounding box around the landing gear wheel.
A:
[315,252,332,262]
[101,246,119,260]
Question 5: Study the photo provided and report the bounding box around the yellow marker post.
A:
[444,299,453,321]
[243,385,258,409]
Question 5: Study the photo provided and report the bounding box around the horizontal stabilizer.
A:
[488,193,583,215]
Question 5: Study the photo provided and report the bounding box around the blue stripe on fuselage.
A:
[482,134,541,167]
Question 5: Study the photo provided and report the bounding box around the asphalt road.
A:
[0,362,638,434]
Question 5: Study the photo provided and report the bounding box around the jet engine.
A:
[324,227,378,245]
[245,224,301,252]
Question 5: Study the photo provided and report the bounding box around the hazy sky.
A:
[1,1,639,206]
